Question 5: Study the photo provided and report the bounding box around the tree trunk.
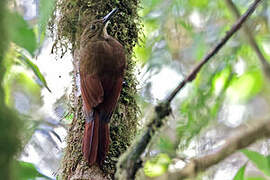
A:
[50,0,141,179]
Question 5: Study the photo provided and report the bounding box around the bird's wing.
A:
[80,73,104,113]
[98,76,123,123]
[109,37,126,70]
[97,37,126,123]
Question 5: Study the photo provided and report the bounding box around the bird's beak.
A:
[102,8,118,24]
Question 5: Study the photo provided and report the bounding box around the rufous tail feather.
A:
[97,122,110,165]
[82,111,110,166]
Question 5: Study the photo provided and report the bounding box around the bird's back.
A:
[80,36,125,78]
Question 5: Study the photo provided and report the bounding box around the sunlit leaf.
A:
[38,0,56,44]
[143,18,160,37]
[134,42,151,65]
[18,53,51,92]
[2,48,18,105]
[227,70,263,103]
[212,67,231,95]
[144,153,171,177]
[237,45,258,66]
[15,161,52,180]
[245,177,266,180]
[8,12,37,56]
[234,163,247,180]
[141,0,163,16]
[189,0,209,8]
[242,149,270,177]
[2,47,44,107]
[4,71,42,111]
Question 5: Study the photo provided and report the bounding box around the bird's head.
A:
[86,8,118,39]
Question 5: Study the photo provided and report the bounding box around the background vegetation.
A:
[1,0,270,179]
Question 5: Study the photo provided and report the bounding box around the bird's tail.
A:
[82,111,110,166]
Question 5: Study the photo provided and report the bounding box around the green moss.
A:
[50,0,141,179]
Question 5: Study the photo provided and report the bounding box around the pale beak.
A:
[102,8,118,24]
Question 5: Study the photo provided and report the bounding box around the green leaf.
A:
[144,153,171,177]
[234,163,247,180]
[242,149,270,177]
[38,0,55,44]
[192,33,207,61]
[189,0,209,8]
[16,161,52,180]
[8,12,37,55]
[245,177,266,180]
[134,41,151,65]
[157,137,175,155]
[227,70,263,103]
[18,52,51,92]
[141,0,163,16]
[212,67,231,95]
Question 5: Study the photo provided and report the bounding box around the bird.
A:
[79,8,126,166]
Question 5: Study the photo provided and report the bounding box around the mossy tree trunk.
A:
[51,0,141,179]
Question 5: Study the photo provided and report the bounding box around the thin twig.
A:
[225,0,270,80]
[169,118,270,179]
[115,0,263,179]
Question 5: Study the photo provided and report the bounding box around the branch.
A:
[225,0,270,80]
[169,118,270,179]
[115,0,263,179]
[166,0,262,103]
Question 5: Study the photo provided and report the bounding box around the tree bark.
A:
[50,0,141,179]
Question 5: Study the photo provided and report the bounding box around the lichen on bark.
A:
[49,0,141,179]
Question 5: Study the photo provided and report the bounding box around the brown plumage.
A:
[79,9,126,166]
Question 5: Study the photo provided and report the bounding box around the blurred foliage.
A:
[245,177,266,180]
[5,10,52,94]
[144,153,171,177]
[234,163,247,180]
[18,50,51,92]
[135,0,270,178]
[0,0,56,179]
[3,47,43,107]
[2,0,270,179]
[178,62,233,147]
[7,12,37,56]
[242,149,270,177]
[38,0,55,45]
[3,0,55,108]
[0,1,21,180]
[15,161,52,180]
[0,0,22,179]
[227,69,263,103]
[157,137,175,156]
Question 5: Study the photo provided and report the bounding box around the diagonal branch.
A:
[115,0,263,179]
[169,118,270,179]
[166,0,262,103]
[225,0,270,80]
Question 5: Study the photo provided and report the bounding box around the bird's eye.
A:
[90,24,96,31]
